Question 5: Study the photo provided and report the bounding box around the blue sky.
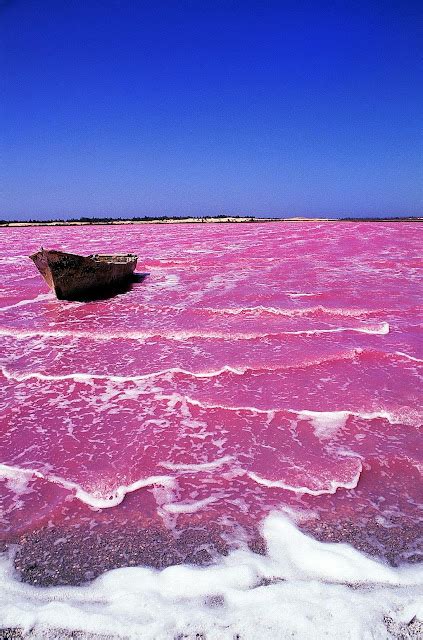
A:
[1,0,421,219]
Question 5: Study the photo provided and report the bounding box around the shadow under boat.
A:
[29,248,149,301]
[67,272,150,302]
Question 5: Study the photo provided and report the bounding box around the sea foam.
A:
[0,513,421,639]
[0,463,174,508]
[0,321,390,341]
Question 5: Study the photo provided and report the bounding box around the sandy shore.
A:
[1,518,421,639]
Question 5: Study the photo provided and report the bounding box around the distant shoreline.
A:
[0,215,421,227]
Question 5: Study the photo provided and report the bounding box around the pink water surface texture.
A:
[0,221,422,582]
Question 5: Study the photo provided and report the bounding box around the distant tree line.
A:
[0,214,257,224]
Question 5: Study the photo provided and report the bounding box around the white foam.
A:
[297,410,350,439]
[287,291,318,297]
[296,409,398,439]
[395,351,423,363]
[0,292,52,312]
[1,466,32,495]
[158,393,403,426]
[162,495,218,514]
[160,455,234,472]
[204,304,370,318]
[0,513,421,639]
[0,463,174,509]
[0,349,360,386]
[1,346,412,390]
[0,364,247,384]
[248,461,362,496]
[0,321,390,341]
[158,392,273,415]
[151,273,180,289]
[293,321,390,336]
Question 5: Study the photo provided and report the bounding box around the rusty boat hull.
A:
[29,249,138,300]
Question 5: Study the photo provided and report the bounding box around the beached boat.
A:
[29,248,138,300]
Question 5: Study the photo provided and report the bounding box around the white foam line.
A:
[290,322,389,336]
[296,408,398,425]
[1,364,406,425]
[287,292,317,297]
[395,351,423,363]
[0,457,361,507]
[202,305,370,318]
[0,463,174,509]
[0,349,364,384]
[159,393,401,424]
[0,293,52,312]
[248,463,362,496]
[159,392,272,415]
[0,364,247,384]
[1,349,365,384]
[0,322,390,341]
[160,455,234,472]
[162,496,218,513]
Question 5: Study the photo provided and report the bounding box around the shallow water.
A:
[0,221,422,638]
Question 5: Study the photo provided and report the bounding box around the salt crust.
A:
[0,514,421,639]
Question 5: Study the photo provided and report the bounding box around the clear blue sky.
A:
[1,0,421,220]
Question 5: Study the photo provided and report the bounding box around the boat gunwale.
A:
[29,249,138,265]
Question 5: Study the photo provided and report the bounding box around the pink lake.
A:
[0,222,422,593]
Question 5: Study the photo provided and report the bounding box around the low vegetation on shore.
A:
[0,215,420,227]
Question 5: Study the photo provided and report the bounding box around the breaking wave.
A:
[0,321,390,341]
[0,463,174,509]
[0,293,52,312]
[247,462,362,495]
[2,345,420,386]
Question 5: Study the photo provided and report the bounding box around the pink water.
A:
[1,222,422,583]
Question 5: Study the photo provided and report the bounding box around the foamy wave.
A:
[0,364,247,384]
[0,254,29,264]
[0,321,390,341]
[3,347,418,391]
[296,409,399,439]
[0,463,174,509]
[299,321,390,336]
[202,304,372,318]
[1,351,360,384]
[0,351,358,384]
[159,392,272,415]
[395,351,423,363]
[0,292,52,312]
[3,359,409,429]
[160,455,234,472]
[287,291,318,297]
[4,345,421,391]
[0,447,365,510]
[0,513,421,639]
[158,393,405,426]
[162,495,218,514]
[248,462,362,496]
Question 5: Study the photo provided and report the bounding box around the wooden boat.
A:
[29,248,138,300]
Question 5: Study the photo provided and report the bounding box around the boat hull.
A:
[29,250,138,300]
